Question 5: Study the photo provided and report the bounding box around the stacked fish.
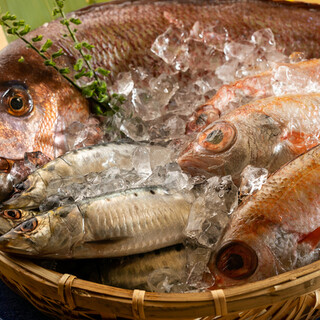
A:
[0,0,320,292]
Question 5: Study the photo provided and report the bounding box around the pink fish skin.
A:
[186,59,320,134]
[208,144,320,288]
[179,93,320,184]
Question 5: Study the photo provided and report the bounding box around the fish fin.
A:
[298,226,320,249]
[281,131,319,155]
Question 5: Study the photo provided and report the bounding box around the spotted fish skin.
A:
[208,144,320,288]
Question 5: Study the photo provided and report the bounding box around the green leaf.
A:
[32,35,43,42]
[18,56,24,63]
[82,42,94,50]
[83,54,92,61]
[59,67,70,75]
[13,20,25,27]
[52,8,60,16]
[40,39,53,52]
[60,19,69,26]
[74,59,84,71]
[7,28,18,35]
[19,24,31,36]
[75,69,86,79]
[44,59,56,67]
[96,67,110,77]
[84,70,94,78]
[52,48,63,59]
[2,12,16,21]
[70,18,81,25]
[56,0,65,9]
[82,87,95,98]
[74,42,82,50]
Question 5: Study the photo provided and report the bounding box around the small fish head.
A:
[178,120,249,182]
[0,208,36,235]
[0,214,51,255]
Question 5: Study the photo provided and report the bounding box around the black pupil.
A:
[7,210,16,218]
[22,220,34,230]
[206,129,224,144]
[226,254,244,270]
[10,97,24,110]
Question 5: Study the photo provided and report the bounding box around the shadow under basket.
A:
[1,252,320,319]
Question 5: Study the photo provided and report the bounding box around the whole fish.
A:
[0,186,193,258]
[207,144,320,288]
[186,59,320,133]
[1,0,320,171]
[1,141,173,212]
[88,244,186,291]
[179,93,320,183]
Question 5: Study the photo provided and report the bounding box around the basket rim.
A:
[1,251,320,318]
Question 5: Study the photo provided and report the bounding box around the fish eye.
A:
[1,209,22,220]
[2,86,33,117]
[15,217,38,233]
[215,241,258,280]
[198,122,236,152]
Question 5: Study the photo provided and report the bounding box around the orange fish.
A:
[179,93,320,184]
[208,143,320,288]
[186,59,320,133]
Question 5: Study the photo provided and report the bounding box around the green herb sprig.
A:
[0,0,125,117]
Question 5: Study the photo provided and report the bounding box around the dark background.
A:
[0,279,50,320]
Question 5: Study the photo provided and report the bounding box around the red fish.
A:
[186,59,320,133]
[179,93,320,183]
[208,144,320,288]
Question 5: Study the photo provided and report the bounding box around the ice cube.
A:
[151,25,189,71]
[239,165,268,198]
[185,176,238,248]
[132,146,152,178]
[251,28,276,51]
[147,268,185,293]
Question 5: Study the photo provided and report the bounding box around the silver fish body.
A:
[92,245,186,291]
[2,142,172,211]
[0,187,193,258]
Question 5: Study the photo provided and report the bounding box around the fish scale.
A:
[0,186,193,259]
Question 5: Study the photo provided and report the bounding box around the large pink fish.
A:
[208,144,320,288]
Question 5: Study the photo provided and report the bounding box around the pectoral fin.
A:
[298,226,320,249]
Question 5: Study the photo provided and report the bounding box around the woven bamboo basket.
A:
[1,0,320,319]
[1,250,320,320]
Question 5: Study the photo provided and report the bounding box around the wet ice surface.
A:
[183,176,238,291]
[239,165,268,199]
